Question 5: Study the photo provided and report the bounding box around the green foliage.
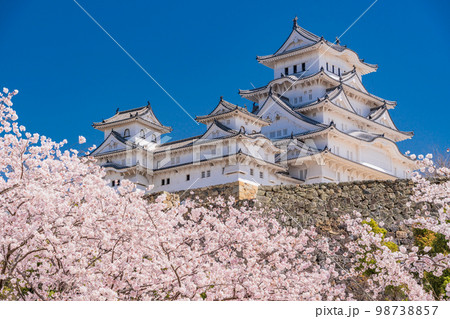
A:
[384,284,408,301]
[363,219,387,238]
[359,219,399,282]
[423,269,450,300]
[383,241,399,252]
[413,228,449,256]
[413,228,450,299]
[200,292,207,300]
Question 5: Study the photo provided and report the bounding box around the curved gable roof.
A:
[256,19,377,72]
[256,92,324,129]
[93,104,171,132]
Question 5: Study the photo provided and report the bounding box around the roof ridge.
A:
[117,105,148,114]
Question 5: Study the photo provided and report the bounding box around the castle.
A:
[91,18,416,192]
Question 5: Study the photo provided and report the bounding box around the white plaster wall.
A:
[273,51,321,79]
[151,161,291,193]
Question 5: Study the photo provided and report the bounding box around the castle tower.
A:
[239,17,416,183]
[91,103,171,190]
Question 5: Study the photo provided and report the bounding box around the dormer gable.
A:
[90,130,133,157]
[327,86,356,113]
[200,120,237,140]
[274,18,319,56]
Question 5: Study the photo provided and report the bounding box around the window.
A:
[283,129,287,135]
[250,168,254,176]
[222,167,225,174]
[140,129,145,138]
[259,172,264,179]
[201,171,205,178]
[211,148,216,155]
[326,62,329,71]
[337,172,341,182]
[308,90,312,100]
[151,134,157,143]
[302,62,306,71]
[338,67,341,76]
[277,130,281,137]
[240,126,245,133]
[269,132,275,138]
[123,129,130,138]
[166,178,170,185]
[299,169,307,180]
[293,65,297,73]
[299,96,303,102]
[336,146,340,155]
[117,180,121,186]
[111,180,115,187]
[332,65,335,73]
[161,179,165,186]
[186,174,190,181]
[284,67,289,75]
[207,170,211,177]
[294,97,298,104]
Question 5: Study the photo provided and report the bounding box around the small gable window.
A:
[240,126,245,133]
[151,134,157,143]
[140,129,145,138]
[124,129,130,138]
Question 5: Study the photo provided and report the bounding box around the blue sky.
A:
[1,0,449,155]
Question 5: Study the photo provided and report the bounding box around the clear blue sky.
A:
[1,0,449,155]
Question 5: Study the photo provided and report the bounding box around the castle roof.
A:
[92,103,172,133]
[292,86,413,141]
[255,18,377,74]
[239,68,397,108]
[195,97,270,126]
[154,121,273,154]
[256,91,325,128]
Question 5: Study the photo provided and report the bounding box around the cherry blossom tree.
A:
[3,87,447,301]
[0,88,348,301]
[343,154,450,300]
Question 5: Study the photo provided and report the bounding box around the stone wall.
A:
[146,178,444,242]
[145,180,258,203]
[256,179,417,239]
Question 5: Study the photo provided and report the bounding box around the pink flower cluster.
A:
[1,89,448,300]
[0,89,348,300]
